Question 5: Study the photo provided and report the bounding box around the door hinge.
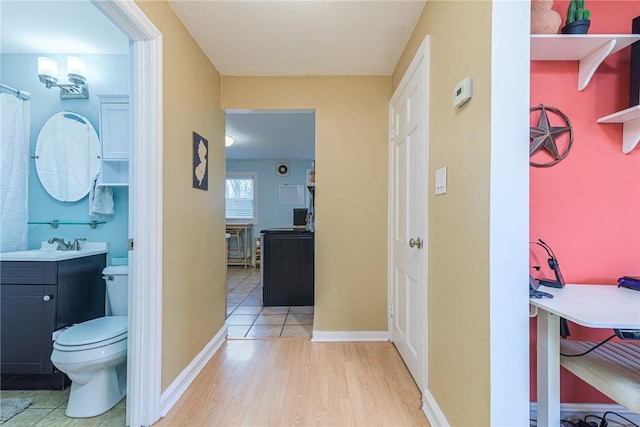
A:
[389,303,394,317]
[128,238,134,251]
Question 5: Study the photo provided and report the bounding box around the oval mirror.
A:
[35,111,100,202]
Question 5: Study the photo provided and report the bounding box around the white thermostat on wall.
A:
[453,77,473,108]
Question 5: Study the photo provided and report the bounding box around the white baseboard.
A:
[311,330,389,342]
[160,325,228,417]
[422,389,451,427]
[530,402,640,425]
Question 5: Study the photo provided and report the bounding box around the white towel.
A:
[89,171,114,216]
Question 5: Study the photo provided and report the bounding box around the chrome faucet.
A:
[70,238,86,251]
[48,237,71,251]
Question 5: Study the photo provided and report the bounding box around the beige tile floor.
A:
[0,388,125,426]
[226,266,314,339]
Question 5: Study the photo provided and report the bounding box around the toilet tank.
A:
[103,265,129,316]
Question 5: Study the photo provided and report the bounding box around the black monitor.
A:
[630,16,640,106]
[293,208,308,226]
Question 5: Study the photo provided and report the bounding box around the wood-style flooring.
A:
[156,340,430,426]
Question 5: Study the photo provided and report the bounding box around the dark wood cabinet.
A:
[261,230,314,306]
[0,255,106,375]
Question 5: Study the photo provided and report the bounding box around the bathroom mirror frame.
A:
[35,111,101,202]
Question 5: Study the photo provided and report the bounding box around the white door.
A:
[389,37,429,393]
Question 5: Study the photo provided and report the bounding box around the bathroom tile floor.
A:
[0,388,125,426]
[226,266,314,339]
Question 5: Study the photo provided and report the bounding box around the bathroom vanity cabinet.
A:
[0,255,106,376]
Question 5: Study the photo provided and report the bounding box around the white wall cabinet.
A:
[98,95,129,185]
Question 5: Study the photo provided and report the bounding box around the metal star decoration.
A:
[529,104,573,167]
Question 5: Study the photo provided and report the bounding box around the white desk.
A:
[530,284,640,426]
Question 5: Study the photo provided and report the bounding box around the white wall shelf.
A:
[598,105,640,154]
[97,95,129,186]
[531,35,640,91]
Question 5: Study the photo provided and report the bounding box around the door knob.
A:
[409,237,423,249]
[43,295,54,302]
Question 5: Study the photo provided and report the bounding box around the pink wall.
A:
[530,1,640,403]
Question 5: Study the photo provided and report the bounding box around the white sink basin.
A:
[0,242,109,262]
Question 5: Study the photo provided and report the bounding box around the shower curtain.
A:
[0,93,30,252]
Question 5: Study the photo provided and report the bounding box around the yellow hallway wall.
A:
[134,1,227,392]
[221,77,390,332]
[393,1,493,425]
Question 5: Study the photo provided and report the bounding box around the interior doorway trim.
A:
[90,1,163,426]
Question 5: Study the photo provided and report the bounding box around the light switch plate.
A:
[435,167,447,195]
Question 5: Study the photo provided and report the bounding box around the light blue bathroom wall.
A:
[226,159,314,246]
[1,53,130,262]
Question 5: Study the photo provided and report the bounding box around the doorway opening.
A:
[0,1,163,425]
[92,2,164,426]
[224,109,315,339]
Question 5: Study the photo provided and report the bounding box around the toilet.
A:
[51,265,128,418]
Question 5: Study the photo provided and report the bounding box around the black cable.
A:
[560,334,616,357]
[601,411,640,427]
[585,413,634,427]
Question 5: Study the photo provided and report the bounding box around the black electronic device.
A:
[293,208,308,226]
[533,239,565,289]
[530,239,570,337]
[614,329,640,340]
[530,275,553,299]
[629,16,640,107]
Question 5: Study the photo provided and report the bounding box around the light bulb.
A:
[67,56,87,86]
[38,57,58,86]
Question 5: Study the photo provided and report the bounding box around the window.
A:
[226,172,258,224]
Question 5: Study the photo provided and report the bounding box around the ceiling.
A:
[0,1,129,54]
[226,110,315,160]
[1,0,426,160]
[167,0,426,76]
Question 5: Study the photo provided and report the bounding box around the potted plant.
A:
[561,0,591,34]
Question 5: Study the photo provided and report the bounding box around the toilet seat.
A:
[102,265,128,276]
[54,316,127,352]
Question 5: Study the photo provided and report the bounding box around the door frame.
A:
[90,1,163,426]
[387,36,430,394]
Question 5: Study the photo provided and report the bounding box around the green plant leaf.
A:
[566,0,577,25]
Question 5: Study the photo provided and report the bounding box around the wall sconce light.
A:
[38,56,89,99]
[225,135,234,147]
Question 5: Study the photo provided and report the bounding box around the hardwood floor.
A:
[156,340,429,426]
